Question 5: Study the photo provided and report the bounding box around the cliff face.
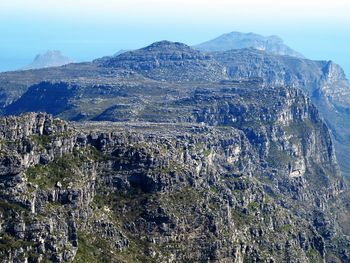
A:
[213,48,350,104]
[0,84,348,263]
[213,48,350,177]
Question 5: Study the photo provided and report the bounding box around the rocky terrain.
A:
[0,34,350,262]
[0,91,349,262]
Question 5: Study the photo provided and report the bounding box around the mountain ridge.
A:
[0,37,349,177]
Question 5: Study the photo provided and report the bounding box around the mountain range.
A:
[1,35,349,176]
[0,32,350,262]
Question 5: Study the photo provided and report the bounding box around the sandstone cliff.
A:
[0,89,348,262]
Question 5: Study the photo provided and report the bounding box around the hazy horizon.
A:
[1,0,350,77]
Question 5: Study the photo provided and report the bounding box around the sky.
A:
[0,0,350,77]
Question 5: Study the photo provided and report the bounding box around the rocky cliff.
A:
[0,81,349,262]
[212,48,350,177]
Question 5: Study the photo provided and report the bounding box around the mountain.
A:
[194,31,305,58]
[1,38,350,262]
[94,40,228,82]
[22,50,73,70]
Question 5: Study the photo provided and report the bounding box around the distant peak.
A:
[22,50,73,70]
[93,41,203,67]
[194,31,304,58]
[222,31,281,41]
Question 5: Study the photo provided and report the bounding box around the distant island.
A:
[22,50,73,70]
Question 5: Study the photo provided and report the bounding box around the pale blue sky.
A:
[0,0,349,77]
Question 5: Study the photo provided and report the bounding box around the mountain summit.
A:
[194,31,304,58]
[22,50,73,70]
[95,41,228,82]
